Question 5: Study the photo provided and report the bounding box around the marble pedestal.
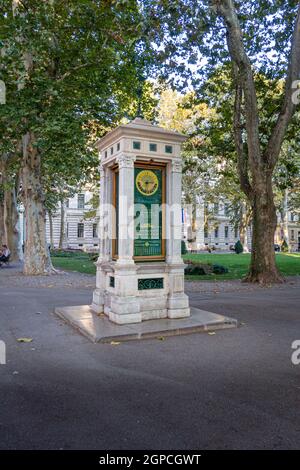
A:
[91,261,190,325]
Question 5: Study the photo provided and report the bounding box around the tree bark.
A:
[244,176,283,283]
[4,181,21,261]
[0,157,21,260]
[212,0,300,284]
[22,132,53,275]
[238,202,251,253]
[282,189,290,248]
[48,211,54,250]
[58,199,66,249]
[0,194,5,246]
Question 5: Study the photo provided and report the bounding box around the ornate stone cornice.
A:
[99,164,105,177]
[171,159,182,173]
[116,154,136,169]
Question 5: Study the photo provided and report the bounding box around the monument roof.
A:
[96,117,186,150]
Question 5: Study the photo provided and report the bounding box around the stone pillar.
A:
[109,154,141,324]
[195,197,206,250]
[167,159,190,319]
[92,163,107,313]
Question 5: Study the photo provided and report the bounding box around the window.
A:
[104,151,107,158]
[234,227,238,238]
[214,226,219,238]
[149,143,157,152]
[65,199,69,208]
[165,145,173,154]
[110,146,113,155]
[225,226,229,238]
[224,204,230,216]
[66,223,69,238]
[93,223,98,238]
[133,141,141,150]
[117,142,120,151]
[214,203,219,215]
[291,230,295,241]
[78,194,85,209]
[77,223,84,238]
[291,213,295,222]
[204,227,208,238]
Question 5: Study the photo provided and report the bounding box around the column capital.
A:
[171,159,182,173]
[99,163,105,177]
[117,154,136,169]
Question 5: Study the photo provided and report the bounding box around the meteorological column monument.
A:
[91,117,190,325]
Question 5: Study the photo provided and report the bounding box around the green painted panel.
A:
[138,278,164,290]
[134,167,163,257]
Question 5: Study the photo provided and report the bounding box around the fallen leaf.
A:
[208,332,216,336]
[110,341,121,345]
[157,336,165,341]
[17,338,33,343]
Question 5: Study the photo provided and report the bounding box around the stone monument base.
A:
[55,305,238,343]
[91,261,190,325]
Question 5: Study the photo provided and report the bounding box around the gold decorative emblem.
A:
[136,170,159,196]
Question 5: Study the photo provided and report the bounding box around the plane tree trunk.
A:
[4,179,21,261]
[244,176,282,283]
[213,0,300,284]
[22,132,53,275]
[0,157,21,260]
[48,211,54,250]
[239,202,250,253]
[58,199,66,249]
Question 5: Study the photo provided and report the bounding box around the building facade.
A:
[183,200,300,252]
[19,190,299,253]
[46,191,99,251]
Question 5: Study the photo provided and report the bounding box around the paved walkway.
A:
[0,266,300,449]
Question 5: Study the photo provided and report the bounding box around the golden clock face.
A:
[136,170,159,196]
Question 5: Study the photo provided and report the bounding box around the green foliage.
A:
[184,261,228,275]
[235,240,244,255]
[50,249,87,258]
[88,253,99,262]
[212,264,228,275]
[183,253,300,280]
[184,263,213,275]
[181,240,187,255]
[0,0,145,209]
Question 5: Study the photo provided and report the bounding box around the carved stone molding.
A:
[171,159,182,173]
[116,154,136,169]
[99,164,105,177]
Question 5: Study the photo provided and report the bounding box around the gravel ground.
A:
[0,263,95,289]
[1,262,300,449]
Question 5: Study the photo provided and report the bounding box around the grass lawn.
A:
[51,252,96,275]
[51,251,300,280]
[183,252,300,280]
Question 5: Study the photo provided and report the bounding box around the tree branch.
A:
[232,65,253,200]
[264,5,300,169]
[211,0,261,175]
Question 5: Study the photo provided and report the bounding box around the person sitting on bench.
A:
[0,244,11,266]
